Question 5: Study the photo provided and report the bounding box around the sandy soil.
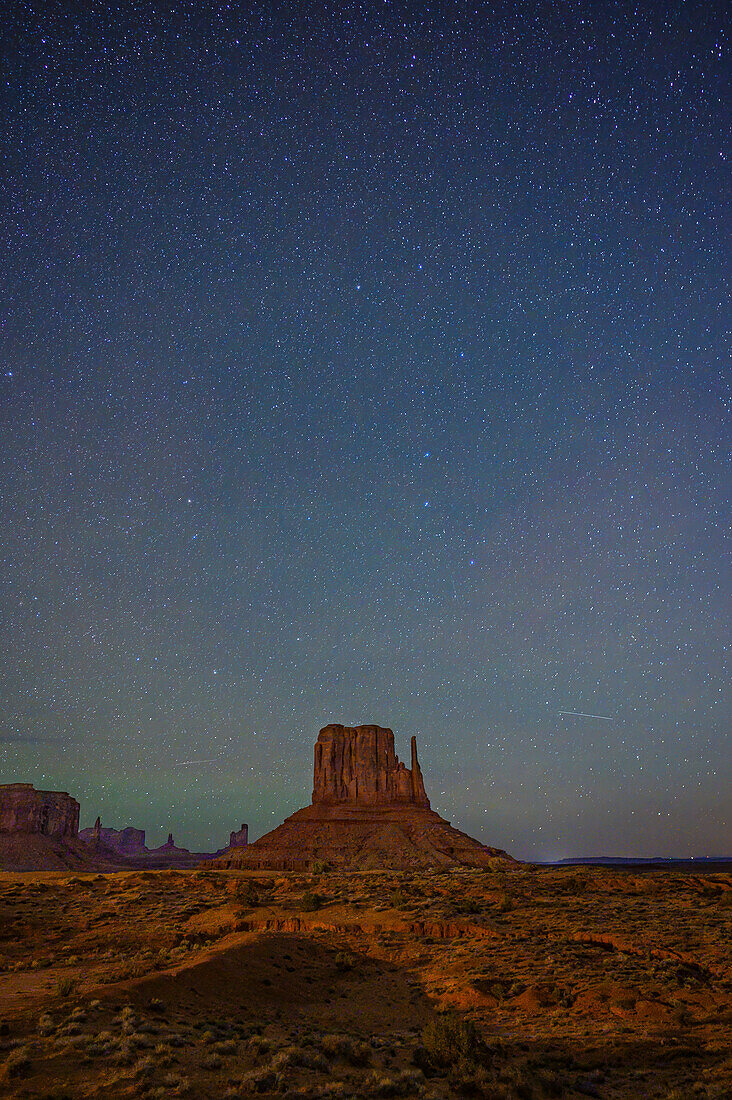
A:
[0,865,729,1098]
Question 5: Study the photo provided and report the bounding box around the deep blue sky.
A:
[1,1,728,858]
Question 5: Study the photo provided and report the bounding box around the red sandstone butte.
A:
[0,783,79,838]
[212,723,513,871]
[313,724,429,807]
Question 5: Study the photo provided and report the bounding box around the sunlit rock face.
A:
[313,724,430,808]
[0,783,79,838]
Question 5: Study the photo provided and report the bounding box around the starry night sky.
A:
[1,2,728,859]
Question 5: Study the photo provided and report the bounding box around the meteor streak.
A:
[558,711,613,721]
[172,758,221,767]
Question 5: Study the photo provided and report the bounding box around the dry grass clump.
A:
[1,1044,32,1080]
[55,975,78,997]
[133,1054,156,1078]
[38,1012,55,1035]
[86,1030,119,1057]
[320,1032,372,1065]
[364,1068,425,1096]
[270,1044,329,1072]
[148,1074,192,1097]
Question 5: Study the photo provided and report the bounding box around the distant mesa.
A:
[212,723,513,871]
[0,782,248,871]
[0,782,79,839]
[0,783,121,872]
[78,819,248,870]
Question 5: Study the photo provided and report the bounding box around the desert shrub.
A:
[118,1006,137,1035]
[497,891,514,913]
[311,859,330,873]
[455,898,482,915]
[301,891,323,911]
[335,950,356,972]
[247,1035,271,1055]
[347,1039,372,1066]
[389,889,407,908]
[320,1033,352,1057]
[55,975,78,998]
[419,1012,479,1069]
[270,1045,329,1072]
[319,1034,370,1066]
[214,1038,237,1054]
[38,1012,55,1034]
[239,1064,279,1092]
[365,1068,425,1096]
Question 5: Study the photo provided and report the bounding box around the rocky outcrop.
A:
[78,823,146,855]
[313,725,430,808]
[229,823,248,848]
[0,783,79,838]
[211,723,513,872]
[77,817,250,869]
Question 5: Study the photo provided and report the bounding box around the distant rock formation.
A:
[229,823,248,848]
[78,816,250,869]
[211,724,513,871]
[0,783,79,838]
[0,786,128,872]
[78,823,147,855]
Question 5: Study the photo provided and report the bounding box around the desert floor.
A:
[0,864,729,1098]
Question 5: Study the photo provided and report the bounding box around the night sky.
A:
[1,2,728,860]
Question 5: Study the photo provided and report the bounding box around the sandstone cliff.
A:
[0,783,79,838]
[313,725,430,808]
